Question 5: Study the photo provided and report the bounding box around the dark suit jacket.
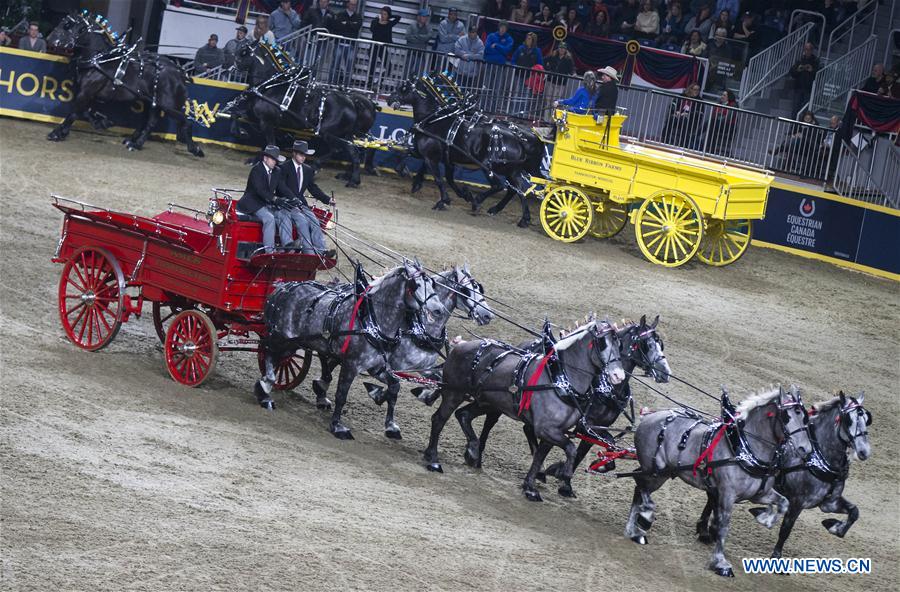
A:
[238,162,280,214]
[277,161,332,208]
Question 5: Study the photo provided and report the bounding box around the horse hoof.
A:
[517,219,530,228]
[749,507,766,518]
[258,398,276,411]
[486,207,499,216]
[822,518,845,536]
[714,567,735,578]
[384,428,402,440]
[194,148,205,158]
[524,489,543,502]
[330,426,354,440]
[335,172,349,180]
[411,184,422,194]
[396,166,410,178]
[345,181,360,189]
[364,168,379,176]
[432,202,447,211]
[557,485,577,498]
[315,398,333,411]
[630,535,648,545]
[463,449,479,468]
[426,463,443,473]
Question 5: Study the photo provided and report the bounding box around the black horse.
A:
[229,40,378,187]
[387,75,545,227]
[45,12,203,156]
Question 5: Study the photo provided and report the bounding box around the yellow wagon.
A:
[536,110,773,267]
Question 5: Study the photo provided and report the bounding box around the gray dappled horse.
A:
[452,315,670,498]
[256,262,444,440]
[625,386,813,577]
[746,391,871,559]
[424,318,626,501]
[45,12,203,156]
[310,265,494,440]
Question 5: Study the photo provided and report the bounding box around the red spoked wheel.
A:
[152,300,195,343]
[57,247,126,351]
[257,348,313,391]
[164,310,218,387]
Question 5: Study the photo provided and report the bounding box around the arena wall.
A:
[2,47,896,281]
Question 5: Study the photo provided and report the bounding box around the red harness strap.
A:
[340,286,371,354]
[518,347,555,416]
[692,421,731,476]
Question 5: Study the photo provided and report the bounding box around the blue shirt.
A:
[483,31,514,64]
[558,87,596,114]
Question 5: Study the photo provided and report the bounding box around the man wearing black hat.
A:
[238,145,292,253]
[194,33,224,73]
[277,140,336,257]
[224,25,250,70]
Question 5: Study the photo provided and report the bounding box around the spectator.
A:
[194,34,224,72]
[555,70,598,114]
[253,16,277,44]
[661,82,704,148]
[510,0,534,24]
[617,0,640,34]
[707,27,731,58]
[454,26,485,87]
[707,89,737,155]
[732,11,756,53]
[682,30,707,56]
[790,42,819,115]
[770,110,820,177]
[406,9,434,76]
[0,28,11,47]
[270,0,301,40]
[224,25,250,69]
[566,8,583,34]
[708,10,732,39]
[705,26,732,91]
[513,32,544,68]
[823,113,842,181]
[330,0,362,84]
[592,1,611,22]
[879,70,900,98]
[821,0,839,34]
[18,22,46,53]
[658,2,686,46]
[302,0,333,29]
[860,63,885,93]
[714,0,739,23]
[684,5,713,40]
[436,7,465,53]
[407,9,434,50]
[484,20,514,64]
[586,10,611,37]
[635,1,660,39]
[544,42,575,112]
[484,0,511,20]
[535,4,556,27]
[369,6,401,82]
[575,0,594,25]
[524,63,546,115]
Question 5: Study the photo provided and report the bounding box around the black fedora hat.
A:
[291,140,315,155]
[261,145,285,162]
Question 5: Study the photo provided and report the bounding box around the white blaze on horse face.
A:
[780,390,812,456]
[604,332,626,385]
[848,401,871,461]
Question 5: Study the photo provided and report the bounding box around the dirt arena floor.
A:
[1,118,897,591]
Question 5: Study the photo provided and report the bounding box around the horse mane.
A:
[366,266,404,295]
[735,386,782,415]
[556,317,604,351]
[810,396,843,415]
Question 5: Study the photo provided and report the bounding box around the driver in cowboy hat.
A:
[276,140,337,258]
[595,65,619,116]
[237,145,292,253]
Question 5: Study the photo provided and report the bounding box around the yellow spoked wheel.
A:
[634,192,703,267]
[540,185,593,242]
[589,196,629,239]
[697,219,753,266]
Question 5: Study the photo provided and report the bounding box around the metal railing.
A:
[788,9,825,57]
[833,139,900,209]
[739,22,814,108]
[824,0,877,61]
[809,35,878,115]
[886,29,900,70]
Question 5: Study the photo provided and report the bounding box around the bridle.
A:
[836,400,871,445]
[624,325,667,380]
[452,268,487,322]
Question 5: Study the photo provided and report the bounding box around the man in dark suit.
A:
[277,140,336,257]
[237,145,292,253]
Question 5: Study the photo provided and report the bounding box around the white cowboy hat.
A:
[598,66,619,81]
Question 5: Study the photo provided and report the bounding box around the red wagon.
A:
[52,191,335,388]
